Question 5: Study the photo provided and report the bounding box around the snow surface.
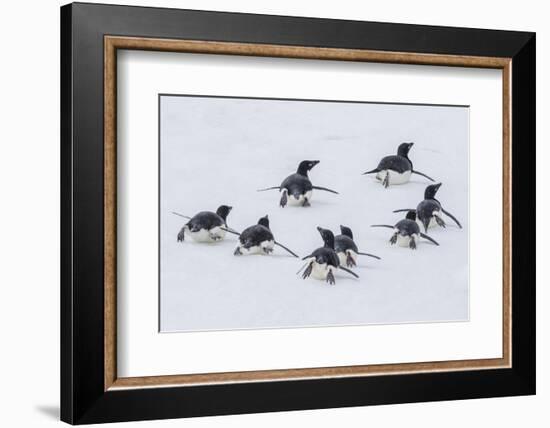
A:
[159,95,469,332]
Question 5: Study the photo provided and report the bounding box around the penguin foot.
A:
[389,233,398,245]
[279,191,288,208]
[302,262,313,279]
[302,198,310,207]
[262,247,273,255]
[409,237,417,250]
[383,171,390,188]
[210,234,222,241]
[177,228,186,242]
[346,252,356,268]
[435,216,446,228]
[234,247,242,256]
[326,270,336,285]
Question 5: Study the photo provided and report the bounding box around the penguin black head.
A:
[339,225,354,240]
[216,205,232,220]
[405,210,417,221]
[424,182,442,200]
[317,226,335,248]
[258,215,270,229]
[297,160,320,176]
[397,142,414,157]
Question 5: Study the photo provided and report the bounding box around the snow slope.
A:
[159,95,469,332]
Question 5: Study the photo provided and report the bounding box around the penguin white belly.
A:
[287,190,313,206]
[311,262,334,280]
[238,240,275,255]
[337,250,357,267]
[376,169,412,185]
[396,233,418,247]
[189,226,226,243]
[416,217,439,230]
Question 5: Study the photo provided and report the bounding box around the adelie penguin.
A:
[335,225,381,268]
[298,227,359,285]
[371,211,440,250]
[173,205,235,243]
[362,142,435,188]
[393,183,462,233]
[232,215,299,257]
[257,160,338,207]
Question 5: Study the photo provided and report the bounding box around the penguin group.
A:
[173,143,463,285]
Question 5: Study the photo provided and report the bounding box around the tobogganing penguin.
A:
[257,160,339,207]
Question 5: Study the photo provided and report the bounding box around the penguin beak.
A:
[408,142,414,148]
[228,206,233,211]
[435,183,442,190]
[316,226,324,233]
[311,160,320,167]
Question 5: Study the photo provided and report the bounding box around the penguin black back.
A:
[334,225,358,254]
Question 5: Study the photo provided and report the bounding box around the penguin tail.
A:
[422,219,430,234]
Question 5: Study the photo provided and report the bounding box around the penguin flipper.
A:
[357,252,381,260]
[441,208,462,228]
[371,224,395,229]
[393,208,415,213]
[311,186,339,194]
[274,241,299,258]
[338,265,360,279]
[412,170,436,182]
[257,186,280,192]
[172,211,192,220]
[420,232,439,246]
[362,168,380,175]
[220,226,241,236]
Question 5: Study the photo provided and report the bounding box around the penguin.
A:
[298,227,359,285]
[362,142,435,188]
[335,225,381,268]
[257,160,339,207]
[173,205,235,243]
[371,211,439,250]
[232,215,299,257]
[392,183,463,233]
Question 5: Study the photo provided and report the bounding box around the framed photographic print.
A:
[60,2,536,424]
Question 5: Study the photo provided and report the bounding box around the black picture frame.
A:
[61,2,535,424]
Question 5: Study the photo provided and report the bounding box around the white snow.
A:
[160,95,469,332]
